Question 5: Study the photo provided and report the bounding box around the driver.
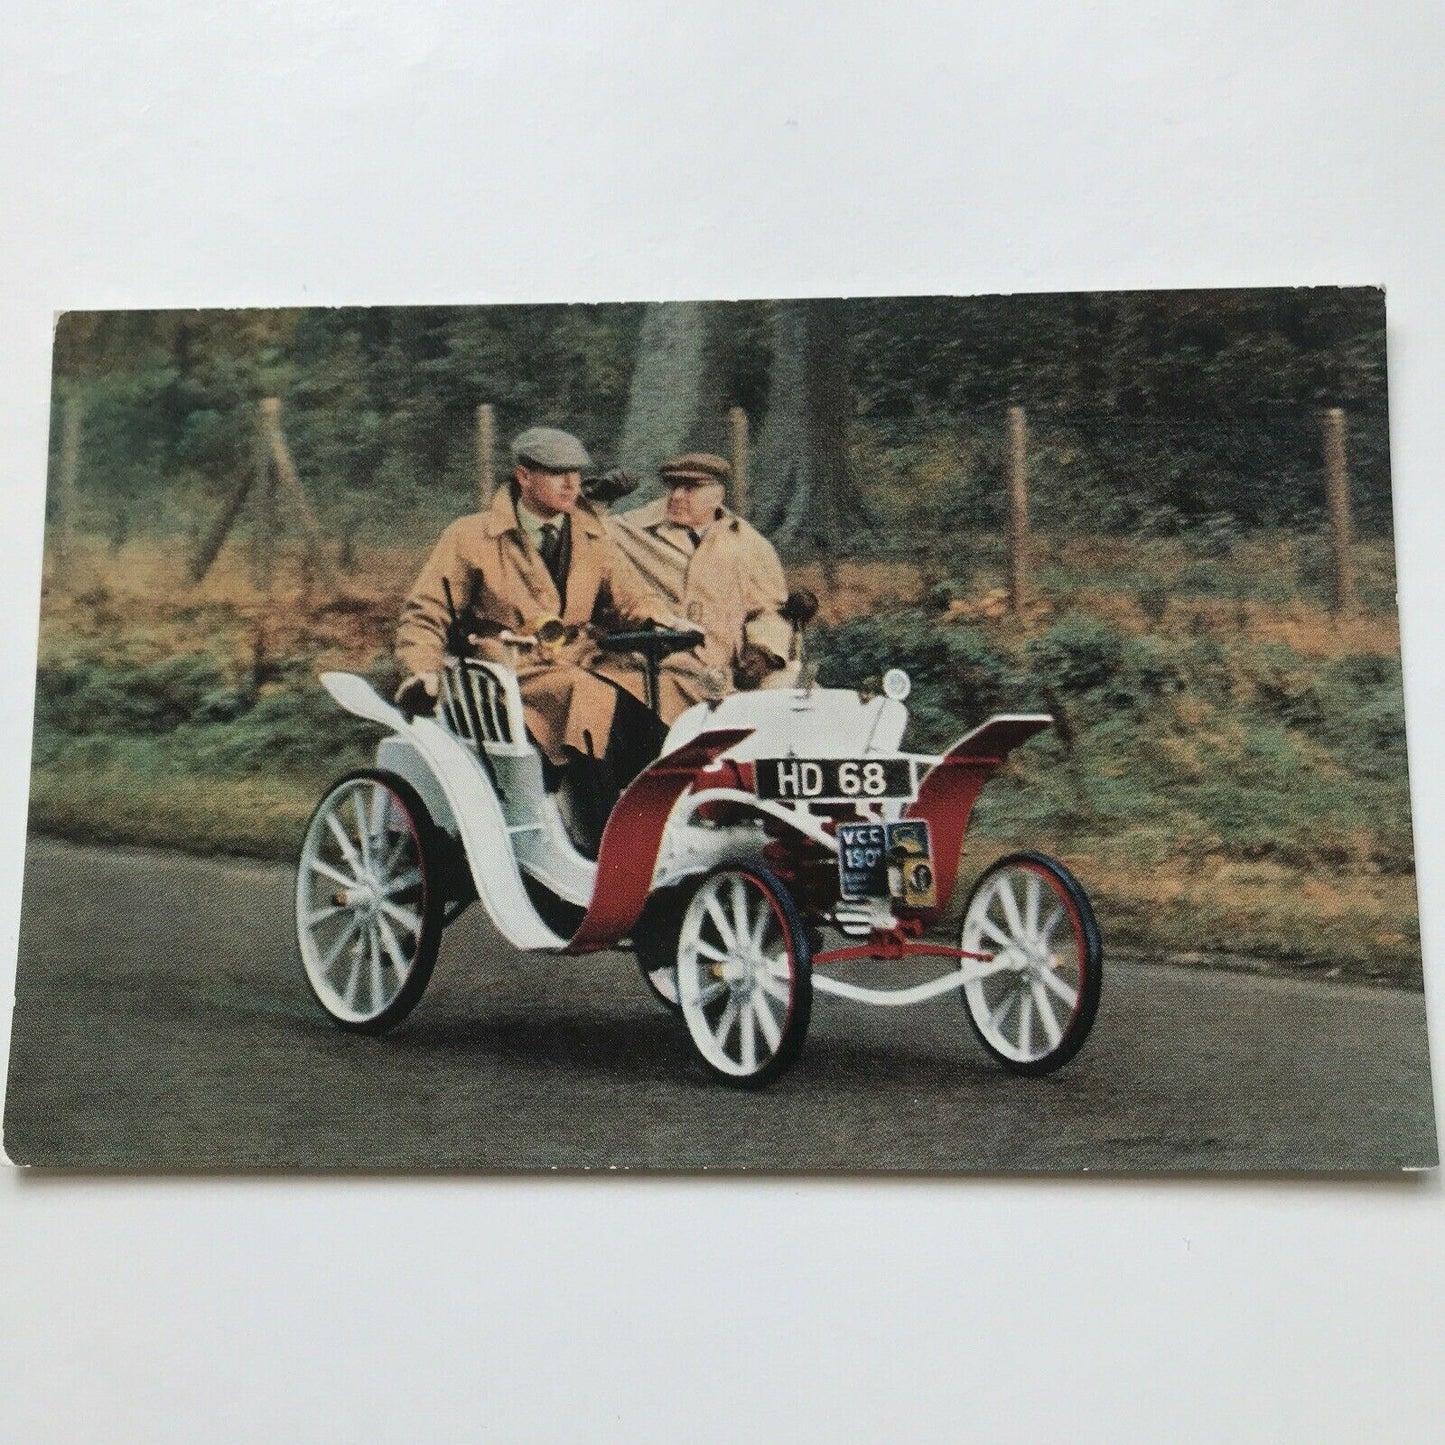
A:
[394,426,680,841]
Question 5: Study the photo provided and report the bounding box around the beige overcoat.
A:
[396,488,672,764]
[607,498,795,708]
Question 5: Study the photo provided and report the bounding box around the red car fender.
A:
[903,715,1052,925]
[564,729,753,954]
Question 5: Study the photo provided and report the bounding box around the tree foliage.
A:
[50,289,1392,547]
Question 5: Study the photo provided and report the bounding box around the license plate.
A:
[837,819,936,907]
[755,757,915,802]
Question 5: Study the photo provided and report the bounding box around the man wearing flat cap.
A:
[395,425,676,841]
[607,452,794,709]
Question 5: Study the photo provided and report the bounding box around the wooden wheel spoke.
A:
[688,979,728,1009]
[353,790,374,873]
[1030,980,1062,1048]
[750,989,781,1052]
[368,927,385,1008]
[1039,904,1066,946]
[695,938,732,966]
[383,868,422,899]
[367,785,389,856]
[342,952,363,1009]
[996,875,1026,939]
[325,812,363,873]
[1014,989,1034,1054]
[309,856,358,891]
[1038,964,1079,1009]
[977,915,1014,950]
[376,913,412,977]
[989,987,1018,1034]
[730,877,753,956]
[713,995,741,1051]
[380,899,421,935]
[759,971,791,1005]
[704,893,738,952]
[318,916,361,974]
[739,999,757,1071]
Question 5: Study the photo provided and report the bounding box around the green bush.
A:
[812,612,1020,749]
[1247,643,1325,729]
[194,688,379,776]
[36,655,228,735]
[1024,618,1128,697]
[1179,636,1234,704]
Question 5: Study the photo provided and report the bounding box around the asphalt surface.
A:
[3,838,1438,1171]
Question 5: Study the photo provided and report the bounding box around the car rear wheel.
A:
[296,769,445,1034]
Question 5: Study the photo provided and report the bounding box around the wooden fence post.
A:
[55,388,83,570]
[477,403,496,506]
[252,404,275,593]
[728,406,750,521]
[258,396,332,586]
[1007,405,1029,616]
[1323,407,1355,614]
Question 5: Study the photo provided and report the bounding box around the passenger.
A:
[606,452,795,712]
[394,426,680,846]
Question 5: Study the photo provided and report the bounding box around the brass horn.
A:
[533,615,568,662]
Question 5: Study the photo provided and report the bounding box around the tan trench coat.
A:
[396,488,672,764]
[607,498,795,709]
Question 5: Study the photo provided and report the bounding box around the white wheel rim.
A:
[297,779,427,1024]
[678,872,794,1077]
[961,863,1084,1064]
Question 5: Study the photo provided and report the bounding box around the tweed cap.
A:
[511,426,592,472]
[658,452,731,486]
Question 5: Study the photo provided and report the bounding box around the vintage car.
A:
[295,624,1102,1088]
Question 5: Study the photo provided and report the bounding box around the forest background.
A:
[30,289,1418,982]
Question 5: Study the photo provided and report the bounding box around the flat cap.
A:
[511,426,592,472]
[658,452,731,486]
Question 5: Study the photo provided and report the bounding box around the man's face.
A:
[666,479,724,530]
[516,465,581,519]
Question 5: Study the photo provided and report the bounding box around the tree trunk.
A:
[618,302,729,499]
[752,299,864,555]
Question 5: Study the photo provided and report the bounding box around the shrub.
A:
[1179,636,1234,704]
[1135,579,1169,626]
[1247,643,1324,729]
[36,655,228,735]
[1024,618,1129,697]
[1188,511,1243,559]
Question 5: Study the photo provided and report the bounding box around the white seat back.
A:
[438,659,530,753]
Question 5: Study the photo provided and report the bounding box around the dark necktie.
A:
[686,528,702,550]
[539,522,562,579]
[538,519,570,607]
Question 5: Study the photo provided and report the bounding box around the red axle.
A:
[813,920,993,967]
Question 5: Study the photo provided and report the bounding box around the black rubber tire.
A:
[676,865,813,1090]
[959,851,1102,1075]
[632,885,687,1014]
[295,768,447,1036]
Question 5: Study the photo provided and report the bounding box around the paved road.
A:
[4,838,1437,1170]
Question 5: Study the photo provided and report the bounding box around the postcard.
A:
[4,290,1433,1169]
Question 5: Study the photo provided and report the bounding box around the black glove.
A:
[582,468,640,505]
[395,672,440,719]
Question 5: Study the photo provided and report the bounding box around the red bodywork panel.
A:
[903,715,1052,925]
[564,728,752,954]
